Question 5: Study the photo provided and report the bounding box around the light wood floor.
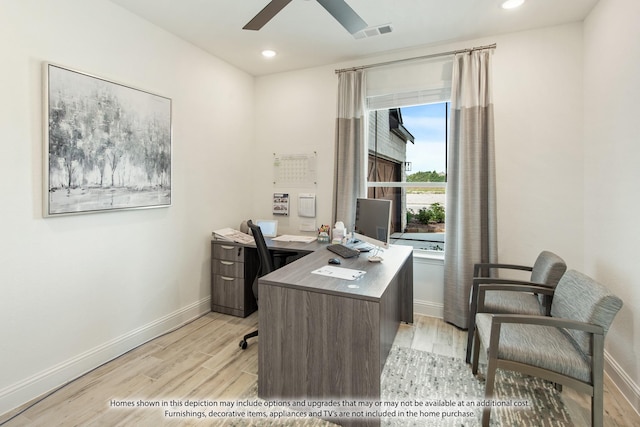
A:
[1,312,638,426]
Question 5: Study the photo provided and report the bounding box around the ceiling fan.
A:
[243,0,367,35]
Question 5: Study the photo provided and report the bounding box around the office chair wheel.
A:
[239,339,248,350]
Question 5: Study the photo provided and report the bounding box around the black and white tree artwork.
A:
[45,64,172,216]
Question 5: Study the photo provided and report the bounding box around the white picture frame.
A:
[43,63,172,216]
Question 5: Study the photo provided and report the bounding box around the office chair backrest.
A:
[247,219,275,277]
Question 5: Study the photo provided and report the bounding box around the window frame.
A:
[365,103,449,257]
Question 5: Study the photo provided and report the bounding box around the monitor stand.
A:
[347,239,373,252]
[367,246,384,262]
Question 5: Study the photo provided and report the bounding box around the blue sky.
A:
[399,102,448,174]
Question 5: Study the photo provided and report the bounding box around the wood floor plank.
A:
[410,314,438,353]
[149,316,239,361]
[216,371,257,400]
[19,351,163,423]
[392,322,414,348]
[149,313,219,349]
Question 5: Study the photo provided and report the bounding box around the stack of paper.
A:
[212,228,254,244]
[272,235,317,243]
[311,266,366,281]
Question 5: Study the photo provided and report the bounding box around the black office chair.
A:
[239,220,276,350]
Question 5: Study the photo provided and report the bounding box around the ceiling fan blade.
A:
[243,0,293,31]
[316,0,367,34]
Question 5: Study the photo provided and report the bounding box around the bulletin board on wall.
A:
[273,152,317,188]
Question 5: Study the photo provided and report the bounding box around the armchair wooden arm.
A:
[488,313,604,334]
[473,262,533,277]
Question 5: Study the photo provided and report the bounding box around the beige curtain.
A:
[444,49,498,329]
[332,70,366,229]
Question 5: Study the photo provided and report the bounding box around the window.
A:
[367,102,449,253]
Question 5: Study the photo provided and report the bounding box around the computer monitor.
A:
[352,198,392,251]
[256,219,278,237]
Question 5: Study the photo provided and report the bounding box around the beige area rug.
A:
[225,346,573,426]
[381,346,573,426]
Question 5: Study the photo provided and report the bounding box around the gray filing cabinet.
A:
[210,240,258,317]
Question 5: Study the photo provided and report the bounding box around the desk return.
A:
[210,238,319,317]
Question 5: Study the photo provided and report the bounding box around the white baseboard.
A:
[414,298,443,318]
[605,350,640,416]
[0,297,211,417]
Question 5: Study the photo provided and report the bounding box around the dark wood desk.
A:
[257,245,413,427]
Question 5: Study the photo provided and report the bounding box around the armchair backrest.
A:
[530,251,567,287]
[551,269,623,356]
[531,251,567,307]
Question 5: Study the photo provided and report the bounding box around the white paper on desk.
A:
[213,227,254,244]
[311,266,366,281]
[272,234,317,243]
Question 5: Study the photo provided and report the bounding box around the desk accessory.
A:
[317,224,330,243]
[311,265,365,280]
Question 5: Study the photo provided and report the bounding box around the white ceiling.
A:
[109,0,598,76]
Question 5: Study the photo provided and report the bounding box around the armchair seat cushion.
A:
[476,313,591,382]
[483,292,545,316]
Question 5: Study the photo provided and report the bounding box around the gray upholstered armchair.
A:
[465,251,567,363]
[471,269,623,427]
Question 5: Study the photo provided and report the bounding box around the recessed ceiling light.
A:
[502,0,525,9]
[262,50,276,58]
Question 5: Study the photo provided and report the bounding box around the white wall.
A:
[252,67,338,231]
[413,257,445,318]
[0,0,254,413]
[492,25,585,270]
[583,0,640,409]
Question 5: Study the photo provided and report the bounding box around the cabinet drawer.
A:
[213,243,245,262]
[212,258,244,278]
[212,274,244,310]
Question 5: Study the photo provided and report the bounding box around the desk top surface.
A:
[212,236,324,254]
[265,238,325,253]
[259,244,413,302]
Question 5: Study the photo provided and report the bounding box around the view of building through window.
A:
[367,102,448,252]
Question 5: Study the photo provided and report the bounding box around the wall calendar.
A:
[273,152,317,187]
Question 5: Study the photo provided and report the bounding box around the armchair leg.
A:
[466,285,480,364]
[592,335,604,427]
[465,323,475,364]
[592,372,603,427]
[592,391,603,427]
[472,329,481,375]
[482,354,498,427]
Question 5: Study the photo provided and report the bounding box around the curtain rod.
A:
[334,43,496,74]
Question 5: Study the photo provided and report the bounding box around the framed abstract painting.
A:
[43,63,172,216]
